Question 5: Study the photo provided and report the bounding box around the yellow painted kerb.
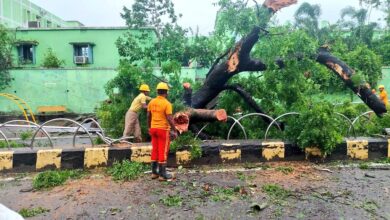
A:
[262,142,285,161]
[347,139,368,160]
[388,139,390,158]
[305,147,323,159]
[220,149,241,162]
[176,150,191,165]
[36,149,62,170]
[131,146,152,163]
[0,151,13,171]
[84,147,109,168]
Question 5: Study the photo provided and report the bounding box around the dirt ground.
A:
[1,161,390,220]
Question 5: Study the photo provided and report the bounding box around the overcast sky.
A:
[30,0,385,34]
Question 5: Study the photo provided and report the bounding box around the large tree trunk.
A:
[316,46,387,116]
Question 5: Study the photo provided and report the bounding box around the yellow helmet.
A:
[379,85,385,89]
[139,84,150,92]
[156,82,169,90]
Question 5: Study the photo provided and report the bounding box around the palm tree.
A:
[294,2,321,38]
[339,6,378,47]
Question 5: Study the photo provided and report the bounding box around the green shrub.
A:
[33,170,84,190]
[285,101,343,155]
[160,195,183,207]
[262,184,291,200]
[170,132,202,159]
[19,207,50,218]
[19,130,33,141]
[42,48,64,68]
[107,160,148,181]
[0,140,25,148]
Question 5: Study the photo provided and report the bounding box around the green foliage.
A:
[121,0,177,31]
[359,162,369,169]
[294,2,321,38]
[159,195,183,207]
[262,184,291,200]
[19,207,50,218]
[19,130,33,141]
[170,132,202,159]
[285,102,344,155]
[0,140,25,148]
[373,33,390,66]
[214,0,261,38]
[0,25,13,90]
[107,160,148,181]
[345,45,382,86]
[32,170,84,190]
[210,187,239,202]
[275,166,294,175]
[42,48,64,68]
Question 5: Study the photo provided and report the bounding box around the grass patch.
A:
[237,172,246,181]
[19,207,50,218]
[376,157,390,164]
[93,137,105,145]
[210,187,237,202]
[262,184,291,200]
[107,160,148,181]
[33,169,84,190]
[361,200,379,214]
[359,163,369,170]
[0,140,25,148]
[170,133,202,159]
[19,130,33,141]
[275,166,294,174]
[160,195,183,207]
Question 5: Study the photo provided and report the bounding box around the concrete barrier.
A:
[0,138,389,172]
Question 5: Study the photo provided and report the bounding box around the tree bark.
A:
[316,46,387,116]
[173,109,227,133]
[191,0,298,110]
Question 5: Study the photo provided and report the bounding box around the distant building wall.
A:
[12,27,156,68]
[0,0,71,28]
[0,67,208,114]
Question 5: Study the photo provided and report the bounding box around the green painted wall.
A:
[0,0,71,28]
[0,67,208,114]
[12,27,157,68]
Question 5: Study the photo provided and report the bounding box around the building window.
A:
[17,44,36,64]
[47,21,52,28]
[72,43,94,65]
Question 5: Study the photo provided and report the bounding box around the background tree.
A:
[339,6,377,48]
[0,25,13,90]
[294,2,321,39]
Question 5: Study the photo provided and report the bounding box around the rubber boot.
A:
[158,163,173,181]
[151,162,159,179]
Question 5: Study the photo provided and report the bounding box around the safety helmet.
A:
[379,85,385,89]
[156,82,169,90]
[139,84,150,92]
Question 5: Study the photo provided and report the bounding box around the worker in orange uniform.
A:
[379,85,389,107]
[147,82,177,181]
[123,84,152,142]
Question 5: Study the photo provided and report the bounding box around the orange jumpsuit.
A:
[147,96,173,164]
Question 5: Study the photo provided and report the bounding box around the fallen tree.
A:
[172,0,386,133]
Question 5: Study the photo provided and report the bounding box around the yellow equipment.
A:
[0,93,36,123]
[379,85,385,89]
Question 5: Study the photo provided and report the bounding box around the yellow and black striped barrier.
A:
[0,138,389,172]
